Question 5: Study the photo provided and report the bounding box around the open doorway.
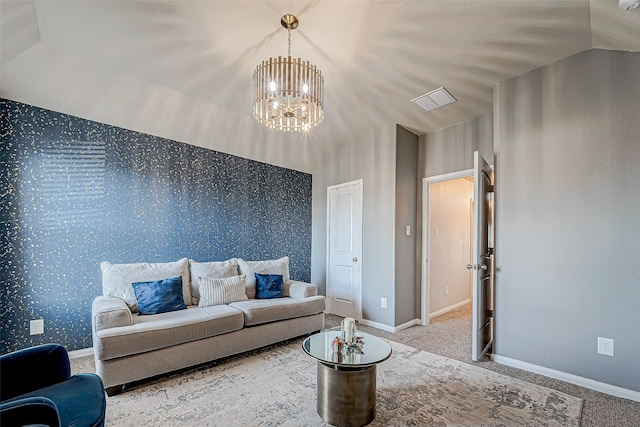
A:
[421,170,474,325]
[421,153,495,361]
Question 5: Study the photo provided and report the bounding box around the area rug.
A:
[94,339,582,426]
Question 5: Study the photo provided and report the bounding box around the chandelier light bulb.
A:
[303,83,309,94]
[270,81,277,92]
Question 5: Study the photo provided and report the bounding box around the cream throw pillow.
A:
[189,258,239,305]
[198,275,248,307]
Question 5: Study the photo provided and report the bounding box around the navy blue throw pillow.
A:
[132,276,187,315]
[255,273,284,299]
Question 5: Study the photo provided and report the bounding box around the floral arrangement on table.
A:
[332,335,365,355]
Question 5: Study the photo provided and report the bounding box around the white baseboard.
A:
[359,319,395,332]
[429,299,471,319]
[68,347,93,359]
[359,318,420,333]
[394,318,421,332]
[492,354,640,403]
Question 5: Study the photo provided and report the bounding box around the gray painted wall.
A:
[311,125,396,326]
[494,49,640,391]
[419,113,493,178]
[395,125,419,326]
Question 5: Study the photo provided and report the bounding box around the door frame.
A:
[420,169,473,325]
[326,179,364,321]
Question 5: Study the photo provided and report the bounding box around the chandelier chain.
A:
[287,25,291,57]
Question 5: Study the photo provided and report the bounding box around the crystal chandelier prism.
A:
[253,14,324,132]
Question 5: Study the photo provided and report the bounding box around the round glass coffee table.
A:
[302,331,392,427]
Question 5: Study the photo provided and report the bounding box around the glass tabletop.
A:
[302,331,392,368]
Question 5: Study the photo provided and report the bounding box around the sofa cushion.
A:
[189,259,238,305]
[198,275,248,307]
[94,305,244,361]
[237,257,289,299]
[101,258,191,312]
[229,295,325,326]
[133,276,187,315]
[255,274,284,299]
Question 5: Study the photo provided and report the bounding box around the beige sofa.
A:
[91,257,324,394]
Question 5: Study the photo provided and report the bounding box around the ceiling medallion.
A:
[253,14,324,132]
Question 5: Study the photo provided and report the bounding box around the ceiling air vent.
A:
[411,87,456,112]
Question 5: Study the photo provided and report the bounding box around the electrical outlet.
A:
[30,319,44,335]
[445,286,449,295]
[380,298,387,308]
[597,337,614,356]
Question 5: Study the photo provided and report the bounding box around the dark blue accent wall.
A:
[0,99,312,354]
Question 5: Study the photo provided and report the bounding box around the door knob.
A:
[352,257,358,262]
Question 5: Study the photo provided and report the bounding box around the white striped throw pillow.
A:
[198,275,248,307]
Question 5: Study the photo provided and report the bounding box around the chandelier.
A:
[253,14,324,132]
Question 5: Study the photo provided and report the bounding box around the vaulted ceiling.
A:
[2,1,639,173]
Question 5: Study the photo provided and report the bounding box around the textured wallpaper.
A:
[0,99,312,354]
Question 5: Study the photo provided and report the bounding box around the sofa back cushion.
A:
[101,258,191,312]
[189,259,239,305]
[237,257,289,299]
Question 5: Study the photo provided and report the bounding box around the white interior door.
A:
[469,151,494,361]
[326,180,362,320]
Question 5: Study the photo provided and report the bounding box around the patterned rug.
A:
[97,338,582,426]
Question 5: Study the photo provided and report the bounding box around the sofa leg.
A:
[105,385,123,396]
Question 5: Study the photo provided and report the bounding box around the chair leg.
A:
[105,385,123,397]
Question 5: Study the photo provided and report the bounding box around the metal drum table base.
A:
[316,362,376,427]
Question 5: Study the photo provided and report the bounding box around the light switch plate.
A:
[30,319,44,335]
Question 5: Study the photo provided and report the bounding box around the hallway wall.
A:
[428,178,473,314]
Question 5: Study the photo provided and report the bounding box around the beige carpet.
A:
[73,338,582,426]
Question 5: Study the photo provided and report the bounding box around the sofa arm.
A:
[283,280,318,299]
[92,296,133,332]
[0,396,61,427]
[0,344,71,401]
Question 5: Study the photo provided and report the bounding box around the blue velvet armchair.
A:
[0,343,106,427]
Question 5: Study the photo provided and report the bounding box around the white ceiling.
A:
[1,1,639,173]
